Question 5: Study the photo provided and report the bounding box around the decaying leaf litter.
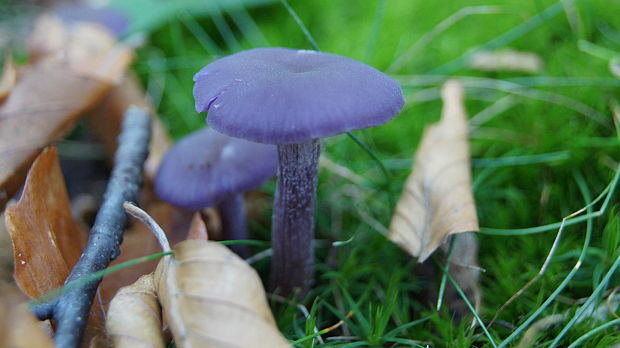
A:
[1,0,614,346]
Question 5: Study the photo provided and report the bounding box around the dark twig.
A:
[31,106,151,348]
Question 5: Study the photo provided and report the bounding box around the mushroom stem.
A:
[270,139,320,296]
[217,194,249,257]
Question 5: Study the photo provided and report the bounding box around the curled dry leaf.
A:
[0,283,55,348]
[389,80,479,262]
[4,147,85,298]
[0,54,17,102]
[28,14,133,84]
[469,49,543,73]
[0,13,133,209]
[154,240,290,348]
[106,274,165,348]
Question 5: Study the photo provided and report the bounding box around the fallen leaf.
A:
[27,14,66,64]
[4,146,85,297]
[28,14,133,84]
[99,200,192,307]
[88,72,172,182]
[0,64,111,210]
[154,240,290,348]
[106,274,166,348]
[187,212,209,241]
[0,54,17,102]
[0,13,133,210]
[0,283,55,348]
[389,80,479,262]
[469,49,543,73]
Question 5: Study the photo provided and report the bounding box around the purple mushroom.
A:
[193,47,404,295]
[155,127,277,256]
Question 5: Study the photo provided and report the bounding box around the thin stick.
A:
[31,106,151,348]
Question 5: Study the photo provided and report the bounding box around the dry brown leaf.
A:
[0,283,55,348]
[0,54,17,102]
[0,14,133,210]
[187,212,209,241]
[469,49,543,73]
[27,14,66,63]
[154,240,290,348]
[4,146,85,297]
[106,274,166,348]
[0,64,111,209]
[389,80,479,262]
[88,72,172,182]
[28,14,133,84]
[99,200,192,307]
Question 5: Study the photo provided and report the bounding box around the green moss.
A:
[136,0,620,345]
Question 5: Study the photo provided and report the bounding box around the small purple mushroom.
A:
[193,47,404,295]
[155,127,277,255]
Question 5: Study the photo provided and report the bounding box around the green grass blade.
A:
[565,318,620,348]
[217,239,271,247]
[182,13,223,55]
[482,165,620,236]
[364,0,387,63]
[346,131,395,208]
[549,253,620,346]
[388,6,509,73]
[444,270,497,347]
[279,0,320,51]
[497,170,594,347]
[430,0,580,74]
[30,251,173,306]
[436,238,455,311]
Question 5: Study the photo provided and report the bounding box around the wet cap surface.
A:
[193,47,404,144]
[155,128,278,210]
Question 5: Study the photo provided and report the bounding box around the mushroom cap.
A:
[193,47,404,144]
[155,128,278,210]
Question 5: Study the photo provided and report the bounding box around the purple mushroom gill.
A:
[155,127,277,255]
[193,47,404,295]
